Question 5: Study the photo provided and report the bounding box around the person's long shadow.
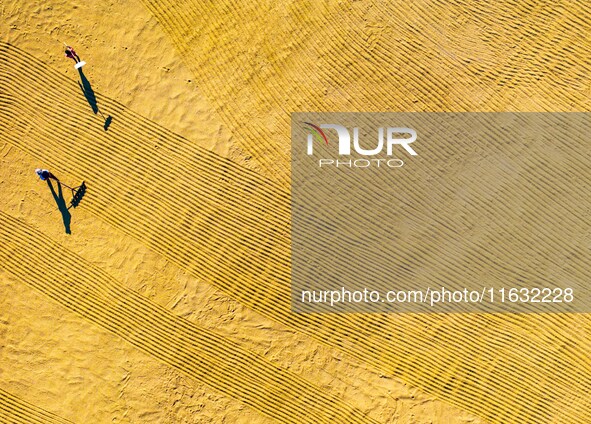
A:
[78,68,112,130]
[48,180,72,234]
[78,68,99,114]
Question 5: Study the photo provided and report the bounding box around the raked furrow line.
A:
[0,211,378,424]
[1,43,591,423]
[0,388,74,424]
[139,0,591,186]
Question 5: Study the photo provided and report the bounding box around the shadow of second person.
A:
[48,180,72,234]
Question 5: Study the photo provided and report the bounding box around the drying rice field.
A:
[1,0,590,422]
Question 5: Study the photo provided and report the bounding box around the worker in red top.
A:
[65,45,81,63]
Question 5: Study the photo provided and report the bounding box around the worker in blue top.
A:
[35,168,59,182]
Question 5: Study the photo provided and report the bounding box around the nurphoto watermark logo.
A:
[293,113,590,313]
[303,122,418,168]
